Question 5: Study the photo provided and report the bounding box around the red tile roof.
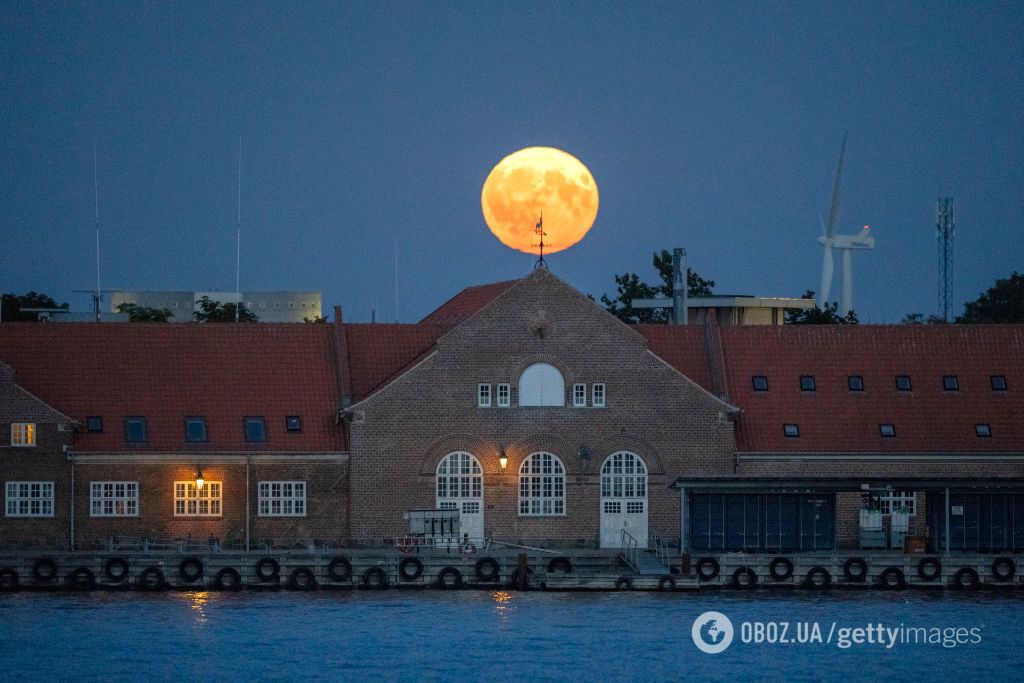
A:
[420,280,519,328]
[343,323,445,400]
[0,323,345,452]
[720,324,1024,452]
[636,325,715,392]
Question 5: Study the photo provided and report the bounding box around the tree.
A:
[600,250,715,324]
[785,291,859,325]
[192,296,259,323]
[117,302,174,323]
[956,272,1024,324]
[1,291,69,322]
[900,313,947,324]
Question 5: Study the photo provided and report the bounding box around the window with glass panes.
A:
[173,481,222,516]
[518,452,565,515]
[436,451,482,500]
[90,481,138,516]
[258,481,306,516]
[5,481,53,517]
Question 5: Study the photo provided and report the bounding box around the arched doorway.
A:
[436,451,484,542]
[599,451,648,548]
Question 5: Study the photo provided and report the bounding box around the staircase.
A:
[619,529,670,575]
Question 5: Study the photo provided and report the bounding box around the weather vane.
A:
[534,212,547,269]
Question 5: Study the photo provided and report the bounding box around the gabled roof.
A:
[0,361,76,425]
[343,323,445,400]
[0,323,345,452]
[635,325,715,393]
[419,280,519,328]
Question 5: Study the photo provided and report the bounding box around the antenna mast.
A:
[534,212,547,269]
[235,138,241,322]
[936,197,955,322]
[93,138,102,322]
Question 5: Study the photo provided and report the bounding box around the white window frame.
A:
[173,481,222,517]
[90,481,139,517]
[518,452,566,516]
[592,383,606,408]
[518,363,565,407]
[5,481,54,517]
[436,451,483,501]
[874,490,916,516]
[572,383,587,407]
[10,422,36,447]
[258,480,306,517]
[477,383,491,408]
[496,383,510,408]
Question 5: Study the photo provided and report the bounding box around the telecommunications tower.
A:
[936,198,955,322]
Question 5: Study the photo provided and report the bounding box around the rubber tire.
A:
[327,557,352,582]
[917,558,942,582]
[843,557,868,582]
[438,566,463,589]
[547,557,573,574]
[138,566,165,591]
[399,557,423,581]
[954,567,980,590]
[179,557,204,583]
[658,575,676,591]
[475,557,500,582]
[289,566,316,590]
[769,557,794,581]
[805,566,831,589]
[363,566,388,589]
[68,567,96,591]
[696,557,720,581]
[255,557,280,582]
[992,557,1016,582]
[879,567,906,590]
[615,577,632,591]
[732,566,757,589]
[104,557,130,582]
[33,558,58,583]
[214,567,242,591]
[0,567,19,591]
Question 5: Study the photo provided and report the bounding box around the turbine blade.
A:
[820,242,834,306]
[825,132,846,239]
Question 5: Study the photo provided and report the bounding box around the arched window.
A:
[600,451,647,500]
[518,363,565,406]
[436,451,482,503]
[519,452,565,515]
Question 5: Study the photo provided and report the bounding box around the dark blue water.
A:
[1,590,1022,680]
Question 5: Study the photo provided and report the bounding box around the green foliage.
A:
[600,250,715,324]
[956,272,1024,324]
[784,291,859,325]
[900,313,948,324]
[117,302,174,322]
[1,291,69,322]
[192,296,259,323]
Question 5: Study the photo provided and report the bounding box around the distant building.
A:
[108,291,322,323]
[686,295,814,326]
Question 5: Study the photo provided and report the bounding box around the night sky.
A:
[2,2,1021,323]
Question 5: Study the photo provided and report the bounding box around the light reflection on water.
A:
[1,590,1022,680]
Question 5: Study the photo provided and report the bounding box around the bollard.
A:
[681,553,691,577]
[517,553,529,591]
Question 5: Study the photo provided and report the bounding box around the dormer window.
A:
[895,375,912,392]
[943,375,959,391]
[800,376,816,392]
[751,376,768,392]
[991,375,1007,391]
[518,363,565,407]
[848,375,864,391]
[244,417,267,443]
[976,424,992,438]
[185,418,208,443]
[125,417,148,443]
[783,424,800,438]
[10,422,36,447]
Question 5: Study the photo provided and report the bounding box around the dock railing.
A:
[650,528,673,568]
[620,529,640,572]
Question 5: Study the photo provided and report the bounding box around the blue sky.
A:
[2,2,1021,323]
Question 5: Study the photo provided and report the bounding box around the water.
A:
[1,590,1022,680]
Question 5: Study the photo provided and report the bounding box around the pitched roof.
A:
[0,323,345,452]
[635,325,715,392]
[719,324,1024,452]
[419,280,519,328]
[343,323,445,400]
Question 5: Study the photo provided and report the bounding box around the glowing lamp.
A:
[499,448,508,471]
[195,466,205,491]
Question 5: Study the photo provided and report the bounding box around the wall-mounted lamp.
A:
[577,445,591,470]
[499,447,508,471]
[195,466,205,491]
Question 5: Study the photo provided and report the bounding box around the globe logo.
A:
[691,611,734,654]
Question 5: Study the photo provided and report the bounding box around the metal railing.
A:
[651,528,673,568]
[620,529,639,572]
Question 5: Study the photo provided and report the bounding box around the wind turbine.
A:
[817,134,875,317]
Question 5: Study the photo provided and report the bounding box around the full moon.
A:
[481,147,599,255]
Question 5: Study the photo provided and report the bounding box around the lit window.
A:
[519,452,566,516]
[752,376,768,392]
[436,452,483,502]
[976,424,992,438]
[991,375,1007,391]
[496,384,510,408]
[848,375,864,391]
[943,375,959,391]
[125,417,148,443]
[477,384,491,408]
[174,481,222,516]
[5,481,54,517]
[286,415,302,432]
[90,481,139,517]
[244,417,267,442]
[185,418,208,443]
[873,489,916,515]
[258,481,306,517]
[879,424,895,438]
[10,422,36,447]
[800,376,816,392]
[573,383,586,407]
[895,375,912,392]
[518,363,565,407]
[592,384,606,408]
[86,417,103,433]
[783,424,800,438]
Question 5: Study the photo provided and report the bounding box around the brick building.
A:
[0,268,1022,552]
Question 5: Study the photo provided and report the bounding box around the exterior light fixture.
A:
[578,445,591,469]
[499,448,508,471]
[195,466,205,491]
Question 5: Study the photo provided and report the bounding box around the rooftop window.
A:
[285,415,302,432]
[879,424,895,438]
[244,417,267,443]
[943,375,959,391]
[848,375,864,392]
[751,376,768,392]
[799,376,816,392]
[991,375,1008,391]
[185,418,208,443]
[125,417,148,443]
[975,424,992,438]
[783,424,800,438]
[86,417,103,433]
[895,375,912,392]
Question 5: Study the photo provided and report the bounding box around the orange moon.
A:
[481,147,599,255]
